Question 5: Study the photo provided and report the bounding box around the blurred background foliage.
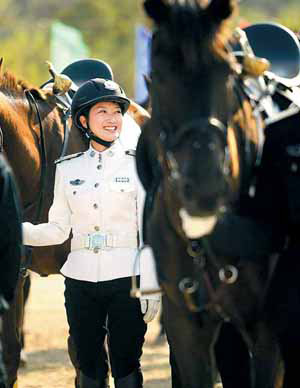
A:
[0,0,299,98]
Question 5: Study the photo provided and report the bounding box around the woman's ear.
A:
[79,115,87,128]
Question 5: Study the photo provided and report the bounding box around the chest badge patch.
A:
[70,179,85,186]
[115,177,130,183]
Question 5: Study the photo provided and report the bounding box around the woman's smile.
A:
[79,101,123,151]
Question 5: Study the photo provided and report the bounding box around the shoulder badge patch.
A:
[125,149,136,157]
[55,152,84,164]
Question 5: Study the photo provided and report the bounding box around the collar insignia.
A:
[70,179,85,186]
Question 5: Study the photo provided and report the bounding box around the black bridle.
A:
[149,83,248,318]
[157,116,231,183]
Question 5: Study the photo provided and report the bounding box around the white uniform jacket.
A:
[23,140,148,283]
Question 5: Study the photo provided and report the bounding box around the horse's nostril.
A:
[183,182,194,199]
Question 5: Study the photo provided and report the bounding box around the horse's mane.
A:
[151,0,236,69]
[0,70,46,100]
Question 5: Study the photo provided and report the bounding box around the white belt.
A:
[71,232,138,251]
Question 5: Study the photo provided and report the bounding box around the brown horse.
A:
[0,59,87,387]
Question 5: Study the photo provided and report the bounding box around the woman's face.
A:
[80,101,123,144]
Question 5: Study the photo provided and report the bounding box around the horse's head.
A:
[145,0,241,223]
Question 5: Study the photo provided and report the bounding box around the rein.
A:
[0,126,3,152]
[25,90,47,223]
[23,90,71,221]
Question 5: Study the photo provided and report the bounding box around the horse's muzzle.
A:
[179,175,228,217]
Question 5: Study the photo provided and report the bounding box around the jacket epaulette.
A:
[55,152,84,164]
[125,149,136,157]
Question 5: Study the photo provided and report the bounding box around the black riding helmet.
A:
[71,78,130,130]
[71,78,130,148]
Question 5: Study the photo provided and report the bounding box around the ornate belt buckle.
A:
[88,233,107,250]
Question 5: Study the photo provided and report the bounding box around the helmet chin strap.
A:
[88,132,115,148]
[85,123,115,148]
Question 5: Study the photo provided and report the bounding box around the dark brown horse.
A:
[136,1,280,387]
[0,60,87,387]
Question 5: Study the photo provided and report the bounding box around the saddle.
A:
[232,22,300,87]
[231,22,300,131]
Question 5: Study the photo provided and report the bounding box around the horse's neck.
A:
[229,96,259,209]
[0,94,69,214]
[0,96,38,190]
[66,125,89,154]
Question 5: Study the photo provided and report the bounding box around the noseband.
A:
[157,116,231,186]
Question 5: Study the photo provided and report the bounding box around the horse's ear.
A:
[144,0,170,24]
[205,0,234,23]
[0,58,3,73]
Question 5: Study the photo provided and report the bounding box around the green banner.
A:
[50,21,90,72]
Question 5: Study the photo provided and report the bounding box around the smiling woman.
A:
[71,79,130,151]
[22,77,160,388]
[79,101,123,150]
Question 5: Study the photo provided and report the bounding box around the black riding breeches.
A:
[64,277,147,381]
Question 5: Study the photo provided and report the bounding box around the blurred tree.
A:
[0,0,143,97]
[0,0,298,95]
[58,0,141,97]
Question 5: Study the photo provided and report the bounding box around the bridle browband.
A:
[159,116,228,149]
[156,115,232,195]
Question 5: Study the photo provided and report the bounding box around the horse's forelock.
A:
[157,0,232,70]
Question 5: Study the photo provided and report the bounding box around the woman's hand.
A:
[140,298,160,323]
